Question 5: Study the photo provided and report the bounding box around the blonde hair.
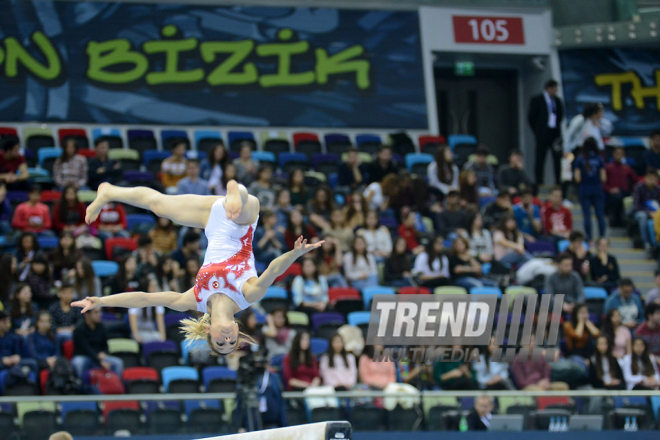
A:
[180,313,257,356]
[49,432,74,440]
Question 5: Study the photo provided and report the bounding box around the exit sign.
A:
[455,62,475,76]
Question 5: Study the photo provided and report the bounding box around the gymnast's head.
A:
[180,310,256,356]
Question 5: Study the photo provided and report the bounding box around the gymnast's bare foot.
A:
[224,180,243,221]
[86,182,111,224]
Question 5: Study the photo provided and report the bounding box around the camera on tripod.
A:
[237,344,269,387]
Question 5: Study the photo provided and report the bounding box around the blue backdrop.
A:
[559,48,660,136]
[0,0,426,128]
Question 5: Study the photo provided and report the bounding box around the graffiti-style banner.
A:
[559,48,660,136]
[0,1,426,128]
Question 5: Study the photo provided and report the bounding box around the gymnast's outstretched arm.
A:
[72,288,197,313]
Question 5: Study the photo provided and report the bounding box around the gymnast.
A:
[72,180,322,355]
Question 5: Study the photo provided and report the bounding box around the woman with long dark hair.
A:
[492,213,533,267]
[17,232,39,280]
[590,238,621,293]
[109,254,140,294]
[180,257,201,291]
[463,212,493,263]
[129,276,166,343]
[472,336,514,390]
[357,210,393,261]
[458,169,479,207]
[288,169,309,207]
[200,143,229,194]
[292,258,328,316]
[154,255,181,293]
[620,337,660,390]
[25,253,53,309]
[601,309,632,358]
[52,185,87,234]
[562,303,600,359]
[232,142,258,186]
[343,192,368,230]
[53,138,88,189]
[343,236,379,290]
[573,137,607,241]
[9,283,36,337]
[320,333,357,390]
[383,237,414,287]
[322,208,353,253]
[73,259,101,298]
[0,254,18,305]
[237,308,264,354]
[26,310,58,370]
[428,145,459,195]
[283,331,320,391]
[449,237,498,289]
[51,232,83,281]
[316,238,348,288]
[284,209,317,250]
[413,235,450,289]
[307,186,335,230]
[589,335,625,389]
[149,217,178,254]
[263,307,296,359]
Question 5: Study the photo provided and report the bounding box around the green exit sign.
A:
[455,61,475,76]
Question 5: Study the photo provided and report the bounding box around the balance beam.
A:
[198,421,352,440]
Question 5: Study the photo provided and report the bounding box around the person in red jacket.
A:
[397,209,424,255]
[541,187,572,240]
[282,331,320,391]
[52,185,87,234]
[605,147,637,227]
[92,202,129,241]
[11,185,52,234]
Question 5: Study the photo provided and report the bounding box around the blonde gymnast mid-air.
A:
[72,180,322,355]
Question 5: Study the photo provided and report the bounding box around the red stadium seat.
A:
[398,286,431,295]
[122,367,159,383]
[0,127,18,137]
[102,401,140,420]
[328,287,361,305]
[105,237,138,261]
[77,148,96,159]
[40,369,50,394]
[418,135,446,152]
[273,262,301,285]
[292,132,320,148]
[40,190,62,204]
[537,396,572,410]
[62,340,74,360]
[58,128,87,142]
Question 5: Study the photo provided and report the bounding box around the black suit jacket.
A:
[467,410,490,431]
[528,93,564,140]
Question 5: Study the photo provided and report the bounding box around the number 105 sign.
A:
[452,16,525,45]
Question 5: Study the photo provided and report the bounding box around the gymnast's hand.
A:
[293,236,325,257]
[71,297,102,313]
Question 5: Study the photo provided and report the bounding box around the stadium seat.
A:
[108,148,141,171]
[350,406,386,431]
[260,286,289,313]
[91,260,119,278]
[387,407,421,431]
[104,401,141,434]
[434,286,468,295]
[347,311,371,327]
[355,134,382,155]
[123,367,160,394]
[187,403,226,433]
[311,312,345,339]
[324,134,352,155]
[361,286,396,309]
[123,170,155,184]
[17,402,56,428]
[608,408,650,430]
[126,213,156,232]
[58,128,89,149]
[161,366,199,393]
[584,286,608,300]
[227,131,256,152]
[261,131,291,155]
[250,151,275,165]
[311,407,345,424]
[470,287,503,298]
[194,130,223,153]
[92,127,123,148]
[23,127,55,152]
[181,339,207,366]
[108,338,140,354]
[37,147,61,171]
[37,235,59,250]
[0,126,18,139]
[104,237,138,261]
[293,132,322,157]
[279,152,310,173]
[418,135,446,155]
[447,134,477,150]
[453,143,478,168]
[310,337,329,356]
[328,287,363,317]
[161,130,189,151]
[39,189,61,206]
[310,153,340,176]
[62,402,100,436]
[398,286,431,295]
[23,408,57,440]
[143,341,179,373]
[128,129,157,155]
[142,150,170,173]
[202,366,237,393]
[525,240,557,258]
[147,407,183,434]
[405,153,434,175]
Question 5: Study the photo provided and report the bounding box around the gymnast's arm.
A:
[72,288,197,313]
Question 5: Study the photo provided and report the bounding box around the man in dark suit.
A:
[467,394,494,431]
[528,79,564,186]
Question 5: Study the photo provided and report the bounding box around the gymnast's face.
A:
[208,319,239,354]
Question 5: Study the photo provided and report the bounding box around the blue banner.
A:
[0,0,426,128]
[559,48,660,136]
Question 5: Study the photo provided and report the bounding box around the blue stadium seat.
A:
[279,152,309,168]
[361,286,396,309]
[228,131,255,150]
[181,339,207,366]
[142,150,170,167]
[184,400,221,419]
[194,130,223,153]
[405,153,433,173]
[161,366,199,393]
[91,260,119,278]
[648,219,656,247]
[161,130,188,144]
[61,401,98,420]
[202,366,237,389]
[618,137,645,148]
[92,127,121,141]
[310,338,328,356]
[558,240,589,253]
[27,168,49,179]
[355,134,381,146]
[37,147,62,167]
[448,134,477,150]
[126,213,156,231]
[264,286,288,299]
[470,287,503,298]
[584,287,608,300]
[347,311,371,327]
[651,396,660,423]
[252,151,276,164]
[37,235,59,250]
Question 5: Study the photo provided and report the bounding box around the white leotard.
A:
[194,198,259,313]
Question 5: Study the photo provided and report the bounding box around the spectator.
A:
[148,217,178,254]
[180,257,200,291]
[288,169,309,207]
[292,258,328,316]
[11,184,52,234]
[590,238,621,292]
[320,333,357,390]
[514,188,543,240]
[284,210,317,250]
[602,309,632,358]
[254,210,284,265]
[434,344,478,390]
[605,147,636,227]
[573,137,607,240]
[449,237,498,290]
[644,130,660,170]
[493,214,533,267]
[308,186,336,232]
[356,210,393,261]
[467,395,494,431]
[25,253,53,309]
[0,139,29,189]
[109,254,140,294]
[545,254,585,314]
[473,336,514,390]
[177,160,210,195]
[427,145,459,195]
[233,142,259,186]
[438,190,468,236]
[343,192,368,230]
[413,236,450,289]
[161,140,187,192]
[88,137,121,190]
[283,331,320,391]
[541,187,572,239]
[498,149,535,196]
[463,212,494,264]
[0,311,38,372]
[0,254,17,305]
[128,276,166,343]
[262,308,296,359]
[646,269,660,306]
[562,231,590,280]
[26,310,58,371]
[274,189,293,232]
[49,280,82,336]
[248,165,276,210]
[482,192,512,230]
[605,278,644,329]
[589,335,626,390]
[458,169,479,207]
[337,147,365,191]
[358,345,396,390]
[397,209,424,255]
[316,238,348,288]
[16,232,39,280]
[200,142,229,194]
[9,283,36,337]
[51,232,82,281]
[322,208,353,253]
[367,145,398,185]
[364,173,398,212]
[72,308,123,378]
[213,163,237,197]
[529,79,564,185]
[343,236,379,290]
[619,337,660,390]
[171,230,201,269]
[52,185,87,234]
[73,259,101,299]
[236,309,265,355]
[511,337,569,390]
[92,202,129,241]
[0,182,11,236]
[53,138,88,189]
[133,235,159,278]
[384,237,414,287]
[634,303,660,357]
[632,167,660,253]
[466,146,496,196]
[563,303,600,358]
